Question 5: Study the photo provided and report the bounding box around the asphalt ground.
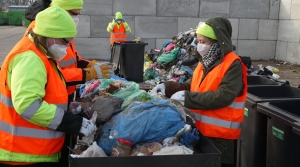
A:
[0,26,27,66]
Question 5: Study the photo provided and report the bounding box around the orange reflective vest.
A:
[0,36,68,162]
[190,52,247,140]
[25,21,84,95]
[110,23,127,45]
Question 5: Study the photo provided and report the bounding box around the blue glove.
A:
[122,18,126,22]
[113,18,117,22]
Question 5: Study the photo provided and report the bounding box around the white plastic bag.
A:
[78,111,97,146]
[75,141,107,157]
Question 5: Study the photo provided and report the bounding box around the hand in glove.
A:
[84,62,113,81]
[150,83,166,95]
[122,18,126,22]
[87,60,98,68]
[69,102,82,114]
[79,117,96,136]
[170,90,185,102]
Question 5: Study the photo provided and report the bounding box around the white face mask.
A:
[72,16,79,27]
[197,43,211,57]
[48,39,68,61]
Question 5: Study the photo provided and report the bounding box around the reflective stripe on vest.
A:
[58,57,76,68]
[195,112,242,129]
[0,93,13,108]
[228,101,245,109]
[0,93,67,129]
[110,38,127,41]
[0,120,64,139]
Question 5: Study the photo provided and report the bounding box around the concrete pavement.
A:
[0,26,27,66]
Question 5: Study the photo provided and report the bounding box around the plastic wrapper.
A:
[80,79,101,98]
[121,91,155,110]
[77,111,97,146]
[131,142,163,156]
[71,141,107,158]
[98,79,140,100]
[153,145,193,155]
[157,47,179,64]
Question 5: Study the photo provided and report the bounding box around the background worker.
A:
[151,17,248,167]
[25,0,113,103]
[107,11,131,47]
[0,6,96,167]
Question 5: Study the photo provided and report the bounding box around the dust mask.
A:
[48,39,67,61]
[72,16,79,27]
[197,43,211,57]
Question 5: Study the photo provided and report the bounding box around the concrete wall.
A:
[275,0,300,64]
[75,0,280,61]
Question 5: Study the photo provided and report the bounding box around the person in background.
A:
[151,17,248,167]
[25,0,113,103]
[107,12,131,47]
[0,6,96,167]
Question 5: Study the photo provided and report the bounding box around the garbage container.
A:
[237,85,300,167]
[247,75,280,87]
[111,41,148,83]
[69,131,221,167]
[0,11,9,25]
[7,6,28,26]
[257,100,300,167]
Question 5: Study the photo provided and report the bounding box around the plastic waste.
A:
[131,142,163,156]
[121,91,155,110]
[71,141,107,158]
[174,124,192,137]
[258,64,264,71]
[111,138,132,157]
[266,65,280,73]
[77,111,97,146]
[152,145,193,155]
[80,79,101,98]
[97,99,185,154]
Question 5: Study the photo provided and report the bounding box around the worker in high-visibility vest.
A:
[107,12,131,46]
[25,0,114,104]
[0,6,96,166]
[151,17,248,167]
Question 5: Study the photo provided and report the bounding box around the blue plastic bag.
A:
[97,99,185,154]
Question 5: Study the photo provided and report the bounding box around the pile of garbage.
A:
[70,78,200,158]
[143,29,198,85]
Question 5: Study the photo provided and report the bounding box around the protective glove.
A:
[69,102,82,114]
[170,90,185,102]
[150,83,166,95]
[84,62,113,81]
[87,60,98,68]
[113,18,117,22]
[79,117,97,136]
[122,18,126,22]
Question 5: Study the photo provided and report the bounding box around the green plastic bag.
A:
[111,81,139,100]
[143,69,157,81]
[121,91,155,110]
[157,47,179,64]
[99,79,140,100]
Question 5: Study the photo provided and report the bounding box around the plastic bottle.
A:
[266,65,280,73]
[111,138,132,157]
